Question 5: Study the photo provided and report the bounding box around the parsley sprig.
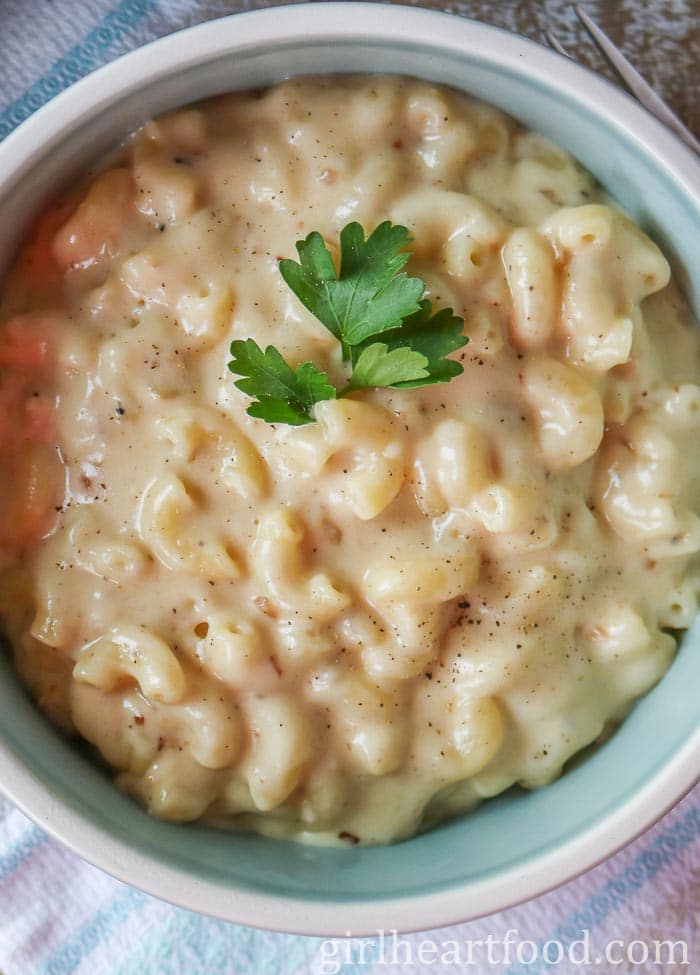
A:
[228,221,468,425]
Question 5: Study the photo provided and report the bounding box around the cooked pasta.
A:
[1,76,699,846]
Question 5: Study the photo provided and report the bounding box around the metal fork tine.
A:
[543,30,571,59]
[574,4,700,154]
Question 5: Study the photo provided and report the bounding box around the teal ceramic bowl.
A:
[0,3,698,935]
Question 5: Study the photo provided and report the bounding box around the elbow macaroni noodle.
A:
[0,76,699,845]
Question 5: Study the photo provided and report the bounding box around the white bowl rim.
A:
[0,1,699,936]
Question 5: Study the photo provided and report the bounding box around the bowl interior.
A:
[3,626,699,903]
[1,6,699,926]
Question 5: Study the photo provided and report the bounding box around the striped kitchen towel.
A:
[1,787,699,974]
[0,1,699,973]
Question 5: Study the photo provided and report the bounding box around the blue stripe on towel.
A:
[113,909,320,975]
[111,907,379,975]
[42,886,147,975]
[504,802,700,975]
[0,0,158,141]
[0,825,48,881]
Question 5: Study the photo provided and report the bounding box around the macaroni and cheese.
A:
[1,76,699,845]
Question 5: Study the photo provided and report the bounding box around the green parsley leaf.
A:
[279,221,425,355]
[228,338,336,425]
[351,300,468,388]
[229,222,470,425]
[345,342,429,391]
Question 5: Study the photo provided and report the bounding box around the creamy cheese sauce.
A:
[1,76,699,845]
